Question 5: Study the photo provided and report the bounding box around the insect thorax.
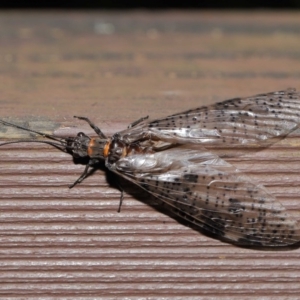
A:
[105,135,160,164]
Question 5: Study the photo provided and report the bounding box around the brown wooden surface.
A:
[0,10,300,299]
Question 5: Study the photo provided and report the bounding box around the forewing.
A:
[109,147,300,246]
[120,89,300,147]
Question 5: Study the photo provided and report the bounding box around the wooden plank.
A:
[0,11,300,299]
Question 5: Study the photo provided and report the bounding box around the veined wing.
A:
[120,89,300,147]
[109,147,300,246]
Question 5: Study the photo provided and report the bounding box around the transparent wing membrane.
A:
[112,148,299,246]
[120,89,300,147]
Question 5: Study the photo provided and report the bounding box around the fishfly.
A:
[1,88,300,247]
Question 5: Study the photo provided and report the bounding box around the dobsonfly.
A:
[1,88,300,247]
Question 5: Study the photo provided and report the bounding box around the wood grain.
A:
[0,11,300,299]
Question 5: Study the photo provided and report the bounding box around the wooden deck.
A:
[0,11,300,299]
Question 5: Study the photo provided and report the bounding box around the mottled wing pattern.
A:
[110,147,300,246]
[120,89,300,146]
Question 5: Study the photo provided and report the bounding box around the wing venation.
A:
[120,89,300,147]
[110,147,300,246]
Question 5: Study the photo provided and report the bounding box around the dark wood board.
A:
[0,11,300,299]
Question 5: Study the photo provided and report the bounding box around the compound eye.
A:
[77,132,86,137]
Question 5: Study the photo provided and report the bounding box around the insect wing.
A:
[110,147,300,246]
[120,89,300,147]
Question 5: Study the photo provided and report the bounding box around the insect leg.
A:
[69,164,91,188]
[117,190,124,213]
[74,116,106,138]
[127,115,149,128]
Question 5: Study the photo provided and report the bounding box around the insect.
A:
[0,88,300,247]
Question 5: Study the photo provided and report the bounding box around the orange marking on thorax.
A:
[87,138,96,157]
[103,140,111,158]
[122,147,128,157]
